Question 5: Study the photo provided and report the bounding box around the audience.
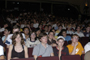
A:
[8,32,28,60]
[0,9,90,60]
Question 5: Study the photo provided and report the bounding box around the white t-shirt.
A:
[84,42,90,53]
[74,32,85,37]
[33,23,39,28]
[0,45,4,56]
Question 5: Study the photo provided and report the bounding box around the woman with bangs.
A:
[8,32,28,60]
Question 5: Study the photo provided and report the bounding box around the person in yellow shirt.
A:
[67,34,85,56]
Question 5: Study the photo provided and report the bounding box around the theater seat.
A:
[11,58,34,60]
[37,56,59,60]
[61,55,81,60]
[81,54,85,60]
[28,48,33,57]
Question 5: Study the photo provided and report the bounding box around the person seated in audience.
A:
[5,25,25,46]
[84,51,90,60]
[67,34,85,56]
[60,29,71,42]
[67,25,74,35]
[23,27,30,41]
[53,36,69,59]
[48,25,52,32]
[84,26,90,37]
[25,31,40,48]
[0,23,8,32]
[36,28,41,39]
[2,27,11,43]
[8,32,28,60]
[55,25,63,36]
[32,33,54,60]
[43,25,49,34]
[84,42,90,53]
[47,31,57,47]
[74,26,84,37]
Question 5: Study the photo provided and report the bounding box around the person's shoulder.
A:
[67,44,72,47]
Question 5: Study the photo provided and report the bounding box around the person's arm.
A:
[0,55,5,59]
[24,45,28,58]
[58,46,62,60]
[3,36,8,43]
[51,53,54,56]
[70,43,78,55]
[33,55,38,60]
[8,45,13,60]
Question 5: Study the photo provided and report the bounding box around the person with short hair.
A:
[67,34,85,56]
[32,33,54,60]
[53,36,69,59]
[8,32,28,60]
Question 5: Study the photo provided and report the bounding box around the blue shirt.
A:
[64,36,71,42]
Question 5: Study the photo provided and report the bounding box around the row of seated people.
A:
[0,25,90,60]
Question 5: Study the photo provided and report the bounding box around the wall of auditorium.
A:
[4,0,90,16]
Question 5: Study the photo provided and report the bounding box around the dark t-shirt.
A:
[53,46,69,56]
[47,39,56,45]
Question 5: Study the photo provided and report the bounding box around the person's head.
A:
[61,29,67,37]
[36,28,41,36]
[44,25,48,32]
[50,29,55,35]
[13,25,20,33]
[58,25,63,30]
[86,26,90,32]
[4,23,8,28]
[76,26,81,32]
[23,27,30,35]
[57,36,65,47]
[39,33,47,44]
[48,31,54,39]
[12,32,24,46]
[30,31,36,39]
[4,27,11,35]
[48,25,52,30]
[84,51,90,60]
[71,34,79,43]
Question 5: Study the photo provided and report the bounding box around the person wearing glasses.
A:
[67,34,85,56]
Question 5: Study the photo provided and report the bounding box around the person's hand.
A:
[59,46,62,51]
[12,57,19,59]
[74,42,78,47]
[53,37,56,41]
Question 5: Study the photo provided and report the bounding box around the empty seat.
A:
[37,56,59,60]
[61,55,81,60]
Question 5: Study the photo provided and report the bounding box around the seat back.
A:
[28,48,33,57]
[11,58,34,60]
[61,55,81,60]
[81,54,85,60]
[37,56,59,60]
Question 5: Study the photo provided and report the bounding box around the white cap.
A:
[57,36,65,41]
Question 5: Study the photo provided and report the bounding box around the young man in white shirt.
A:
[84,42,90,53]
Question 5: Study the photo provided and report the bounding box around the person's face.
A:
[40,36,47,44]
[24,28,29,35]
[13,28,19,33]
[4,29,10,35]
[77,27,81,32]
[4,24,8,28]
[71,36,79,43]
[45,26,48,31]
[62,31,66,36]
[31,32,36,39]
[49,26,52,30]
[36,30,41,35]
[48,32,54,39]
[86,27,90,32]
[15,34,21,42]
[59,26,62,30]
[57,39,64,47]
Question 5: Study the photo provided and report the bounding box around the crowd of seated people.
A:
[0,11,90,60]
